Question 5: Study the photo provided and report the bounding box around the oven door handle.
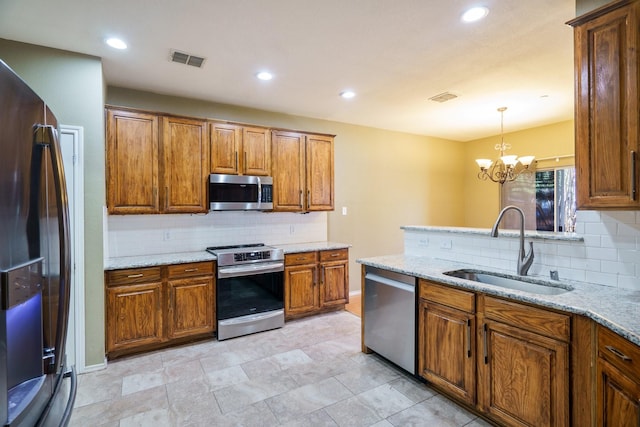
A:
[218,262,284,278]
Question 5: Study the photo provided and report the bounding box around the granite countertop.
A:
[105,251,217,270]
[357,254,640,347]
[105,241,351,270]
[401,225,584,241]
[276,241,351,254]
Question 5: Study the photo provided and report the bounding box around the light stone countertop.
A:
[276,241,351,254]
[401,225,584,241]
[104,241,350,270]
[105,251,217,270]
[357,254,640,347]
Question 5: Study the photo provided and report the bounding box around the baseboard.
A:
[78,358,107,374]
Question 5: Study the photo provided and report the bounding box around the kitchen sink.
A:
[442,269,573,295]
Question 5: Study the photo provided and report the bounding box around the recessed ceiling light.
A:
[340,91,356,99]
[461,6,489,23]
[256,71,273,81]
[106,37,127,50]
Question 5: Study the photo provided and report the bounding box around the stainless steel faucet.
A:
[491,205,534,276]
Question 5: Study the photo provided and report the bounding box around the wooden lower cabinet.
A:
[418,280,476,405]
[477,296,570,427]
[417,283,572,427]
[106,280,164,353]
[166,262,215,340]
[106,261,215,358]
[284,249,348,319]
[597,326,640,427]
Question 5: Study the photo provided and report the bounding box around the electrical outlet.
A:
[342,206,348,216]
[163,230,171,241]
[440,239,452,249]
[289,225,295,235]
[418,238,429,247]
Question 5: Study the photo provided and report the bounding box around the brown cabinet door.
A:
[161,116,209,213]
[477,318,569,427]
[272,131,306,211]
[572,2,640,208]
[597,358,640,427]
[320,260,348,307]
[242,126,271,176]
[106,281,164,353]
[306,134,334,211]
[418,300,475,405]
[210,122,242,175]
[106,109,159,214]
[284,264,318,316]
[167,275,215,339]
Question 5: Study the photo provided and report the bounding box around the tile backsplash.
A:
[404,210,640,291]
[107,211,327,258]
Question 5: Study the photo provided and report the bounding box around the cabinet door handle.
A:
[483,323,488,364]
[184,268,198,272]
[127,274,144,278]
[631,150,637,200]
[331,253,340,257]
[235,151,238,172]
[299,190,303,208]
[244,152,247,172]
[307,190,310,208]
[606,345,632,362]
[466,319,472,358]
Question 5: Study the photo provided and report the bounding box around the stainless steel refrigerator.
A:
[0,60,77,426]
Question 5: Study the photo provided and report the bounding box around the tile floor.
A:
[70,311,492,426]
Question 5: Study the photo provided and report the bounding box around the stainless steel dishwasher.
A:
[363,266,416,374]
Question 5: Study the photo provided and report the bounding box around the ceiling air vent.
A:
[428,92,458,103]
[170,50,206,68]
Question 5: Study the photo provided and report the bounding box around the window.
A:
[501,166,576,232]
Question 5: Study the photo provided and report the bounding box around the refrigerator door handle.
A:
[35,124,71,375]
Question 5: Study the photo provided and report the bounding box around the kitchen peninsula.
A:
[358,223,640,427]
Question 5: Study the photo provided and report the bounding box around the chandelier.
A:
[475,107,535,184]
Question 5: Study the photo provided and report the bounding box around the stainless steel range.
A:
[206,244,284,340]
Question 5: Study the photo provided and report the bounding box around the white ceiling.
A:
[0,0,575,141]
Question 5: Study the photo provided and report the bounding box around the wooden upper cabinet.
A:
[161,116,209,213]
[272,131,306,211]
[106,109,159,214]
[306,134,334,211]
[210,122,271,176]
[242,127,271,176]
[210,122,242,175]
[569,1,640,209]
[272,130,334,212]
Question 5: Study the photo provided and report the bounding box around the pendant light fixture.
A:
[475,107,535,184]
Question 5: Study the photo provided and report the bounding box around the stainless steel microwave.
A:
[208,174,273,211]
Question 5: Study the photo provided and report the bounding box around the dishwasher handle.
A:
[365,273,415,293]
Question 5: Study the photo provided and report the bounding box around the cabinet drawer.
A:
[167,261,214,278]
[482,296,570,341]
[419,280,475,313]
[319,248,348,262]
[106,267,162,286]
[285,251,318,266]
[598,326,640,381]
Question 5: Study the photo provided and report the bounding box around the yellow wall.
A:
[463,120,575,227]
